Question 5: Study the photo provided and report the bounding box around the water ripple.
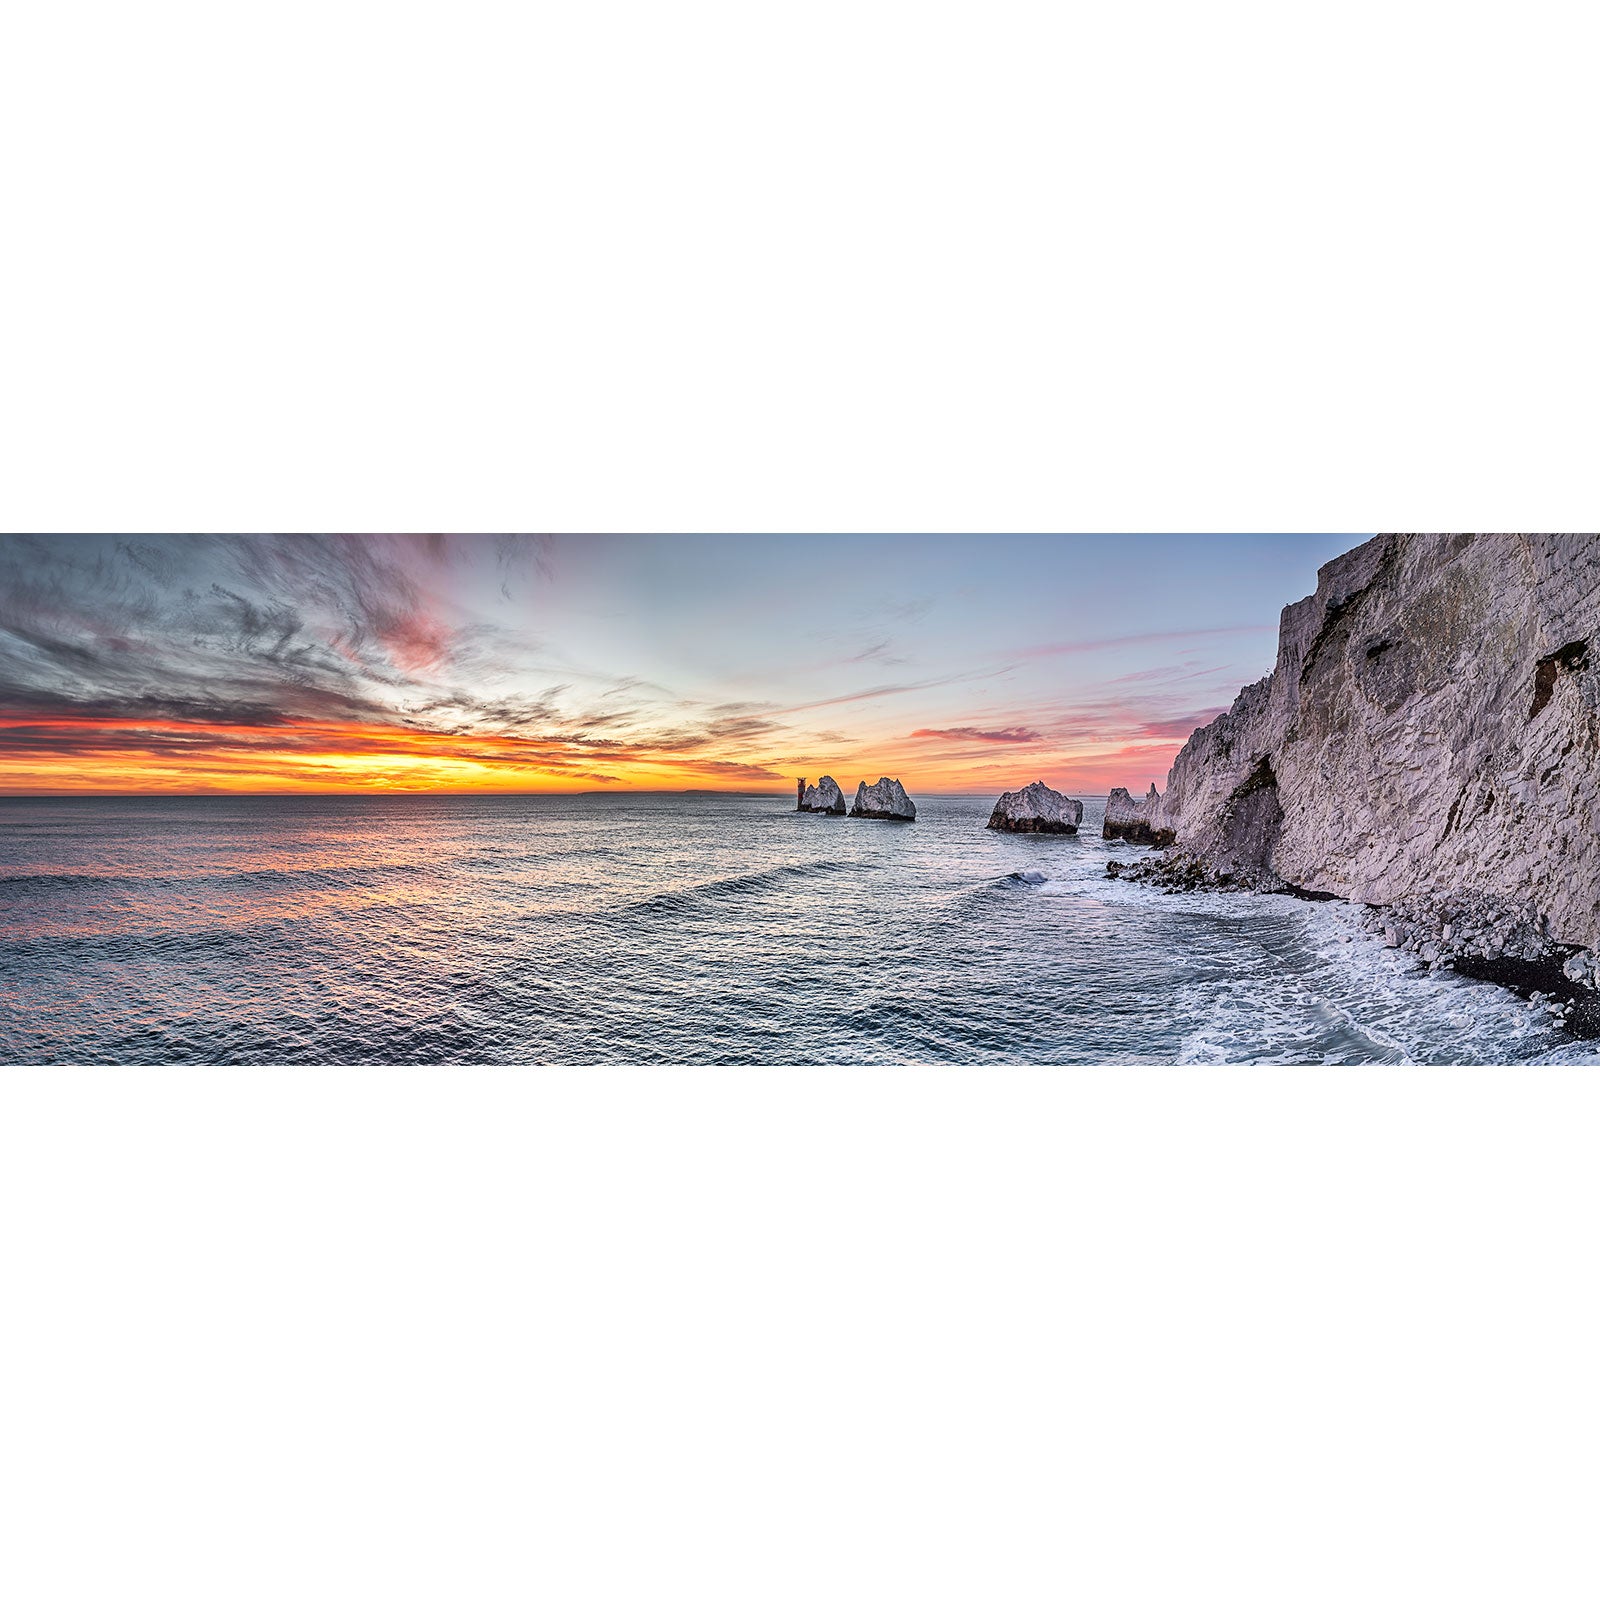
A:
[0,792,1574,1064]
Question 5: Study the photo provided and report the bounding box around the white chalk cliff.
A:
[1127,533,1600,949]
[987,781,1083,833]
[851,777,916,821]
[1103,783,1171,845]
[796,775,847,814]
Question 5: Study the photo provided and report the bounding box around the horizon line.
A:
[0,786,1123,800]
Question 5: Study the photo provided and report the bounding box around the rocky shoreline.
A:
[1105,849,1600,1039]
[1356,892,1600,1038]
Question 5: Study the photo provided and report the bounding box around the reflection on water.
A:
[0,793,1576,1064]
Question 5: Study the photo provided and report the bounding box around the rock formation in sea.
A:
[986,780,1083,833]
[796,776,847,815]
[851,777,916,821]
[1104,532,1600,1007]
[1103,783,1174,846]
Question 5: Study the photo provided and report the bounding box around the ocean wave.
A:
[0,871,136,891]
[0,862,424,894]
[618,859,855,919]
[216,863,425,888]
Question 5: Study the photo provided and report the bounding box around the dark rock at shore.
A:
[1103,852,1247,893]
[1450,953,1600,1039]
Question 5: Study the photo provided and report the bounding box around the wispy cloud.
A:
[0,534,1268,794]
[669,758,787,783]
[848,640,908,667]
[909,726,1042,744]
[1009,624,1273,660]
[780,664,1015,716]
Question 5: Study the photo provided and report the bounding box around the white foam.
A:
[1525,1041,1600,1065]
[1039,856,1571,1062]
[1180,898,1569,1063]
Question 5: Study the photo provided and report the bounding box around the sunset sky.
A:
[0,533,1367,796]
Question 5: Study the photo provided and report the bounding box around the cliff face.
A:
[1145,533,1600,948]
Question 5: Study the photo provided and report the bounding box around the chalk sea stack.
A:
[987,781,1083,834]
[851,777,916,821]
[796,776,847,815]
[1104,784,1174,846]
[1103,533,1600,1005]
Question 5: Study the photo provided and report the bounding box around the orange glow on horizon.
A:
[0,711,1187,797]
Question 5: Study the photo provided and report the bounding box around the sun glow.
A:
[0,712,1187,796]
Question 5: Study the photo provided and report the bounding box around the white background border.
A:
[2,2,1596,532]
[3,3,1599,1595]
[4,1066,1599,1597]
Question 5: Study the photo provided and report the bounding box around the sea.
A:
[0,793,1589,1065]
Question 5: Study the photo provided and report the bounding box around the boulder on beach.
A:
[986,780,1083,834]
[850,776,916,821]
[1103,783,1175,846]
[796,775,847,815]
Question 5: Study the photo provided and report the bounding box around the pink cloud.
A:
[376,609,453,674]
[1131,708,1229,739]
